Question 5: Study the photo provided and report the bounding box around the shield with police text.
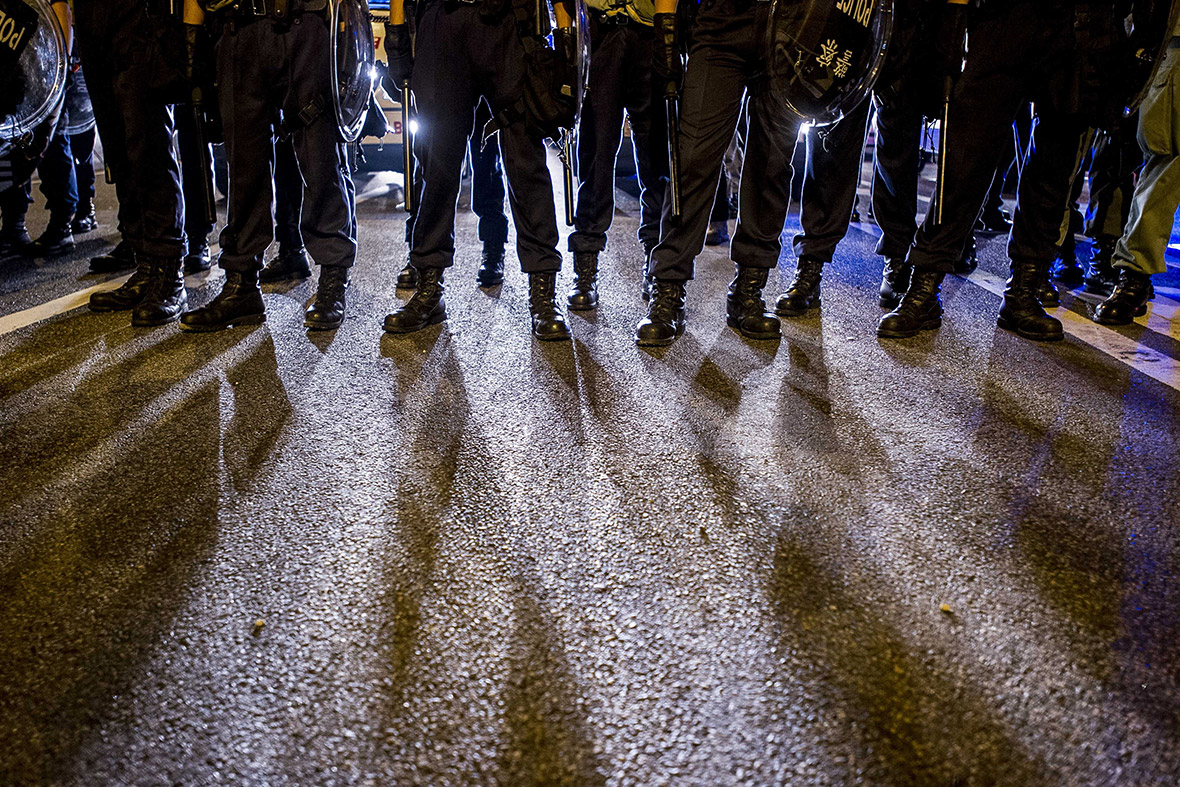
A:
[764,0,893,127]
[0,0,67,155]
[62,66,96,137]
[330,0,376,143]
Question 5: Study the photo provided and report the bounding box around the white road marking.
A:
[965,268,1180,392]
[0,274,131,336]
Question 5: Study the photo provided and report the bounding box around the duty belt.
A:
[592,10,631,24]
[210,0,327,21]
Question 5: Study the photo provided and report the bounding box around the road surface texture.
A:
[1,160,1179,786]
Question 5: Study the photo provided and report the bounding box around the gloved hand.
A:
[552,26,577,88]
[384,23,413,93]
[921,3,968,117]
[652,12,683,99]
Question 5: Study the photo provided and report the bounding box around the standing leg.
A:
[780,98,870,316]
[260,135,313,282]
[568,20,627,307]
[471,100,509,286]
[27,129,77,256]
[70,125,98,233]
[174,108,215,272]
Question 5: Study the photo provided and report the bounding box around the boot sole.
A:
[88,301,141,313]
[534,330,572,342]
[996,316,1063,342]
[636,325,685,347]
[305,317,344,331]
[726,316,780,340]
[383,310,446,334]
[260,271,312,284]
[567,300,597,311]
[774,299,820,318]
[876,317,942,339]
[179,313,267,333]
[132,311,185,328]
[477,277,504,288]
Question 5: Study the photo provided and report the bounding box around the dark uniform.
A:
[181,0,357,332]
[76,0,189,326]
[638,0,801,345]
[566,0,668,310]
[382,0,573,341]
[879,0,1124,342]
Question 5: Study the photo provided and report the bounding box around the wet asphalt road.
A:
[2,170,1179,786]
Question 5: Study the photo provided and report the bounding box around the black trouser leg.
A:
[216,21,278,274]
[1009,113,1088,270]
[570,23,628,255]
[731,90,799,270]
[471,101,508,248]
[906,14,1026,273]
[274,135,305,252]
[70,128,97,205]
[650,25,751,280]
[794,98,870,264]
[623,24,667,250]
[175,108,214,251]
[407,5,480,271]
[37,130,78,220]
[870,90,924,260]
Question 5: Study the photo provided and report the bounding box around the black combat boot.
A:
[72,201,97,233]
[997,259,1064,341]
[89,257,151,312]
[1084,237,1118,296]
[775,256,823,317]
[133,257,188,326]
[305,265,349,330]
[877,269,945,338]
[184,242,212,274]
[384,267,445,333]
[528,271,571,341]
[179,271,266,332]
[728,265,780,339]
[477,244,506,287]
[635,279,686,346]
[879,257,911,309]
[90,241,136,273]
[396,259,419,289]
[1037,273,1060,308]
[567,251,599,310]
[0,221,31,257]
[25,215,74,256]
[1050,235,1084,285]
[260,246,312,282]
[1093,268,1152,326]
[953,235,978,275]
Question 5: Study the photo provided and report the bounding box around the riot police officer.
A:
[636,0,801,346]
[566,0,668,310]
[76,0,189,327]
[878,0,1126,342]
[179,0,357,333]
[782,0,984,319]
[381,0,577,341]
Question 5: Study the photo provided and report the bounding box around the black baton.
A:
[665,83,681,221]
[562,133,576,227]
[401,81,414,214]
[190,88,217,227]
